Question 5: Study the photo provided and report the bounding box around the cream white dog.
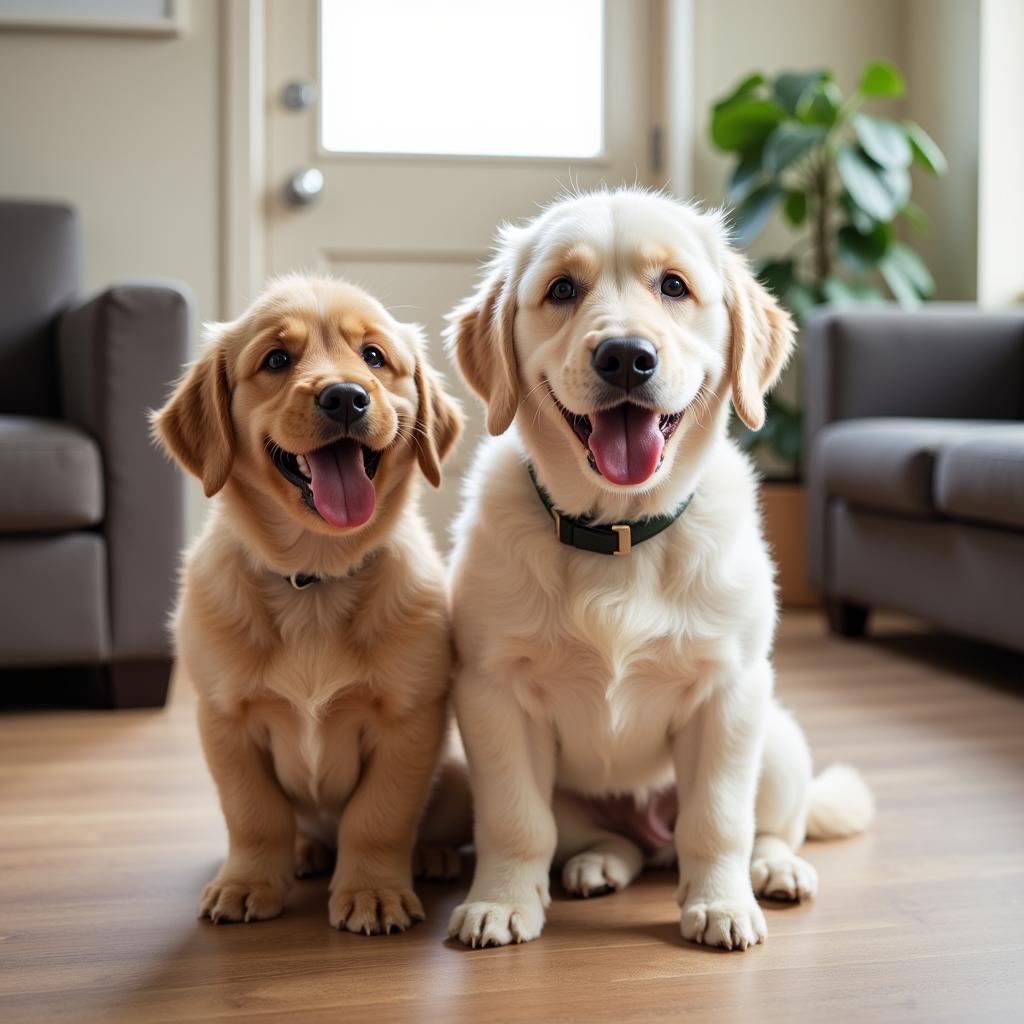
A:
[444,188,873,951]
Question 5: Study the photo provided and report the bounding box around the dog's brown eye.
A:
[661,273,689,299]
[264,349,290,371]
[547,278,577,303]
[362,345,386,369]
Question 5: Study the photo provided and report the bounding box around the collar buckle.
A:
[611,524,632,556]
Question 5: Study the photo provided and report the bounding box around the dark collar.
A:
[281,549,380,591]
[528,464,692,556]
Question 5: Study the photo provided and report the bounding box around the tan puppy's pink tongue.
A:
[587,405,664,485]
[306,439,375,529]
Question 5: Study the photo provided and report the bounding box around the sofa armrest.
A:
[57,280,192,662]
[803,304,1024,589]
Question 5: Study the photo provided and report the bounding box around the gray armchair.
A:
[804,306,1024,654]
[0,200,188,706]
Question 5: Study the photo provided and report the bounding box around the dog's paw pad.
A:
[329,886,425,935]
[448,899,545,948]
[750,854,818,902]
[680,898,767,950]
[561,851,633,898]
[199,880,285,924]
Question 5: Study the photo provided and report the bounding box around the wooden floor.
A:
[1,613,1023,1023]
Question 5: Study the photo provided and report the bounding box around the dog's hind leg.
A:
[553,791,646,898]
[751,702,819,902]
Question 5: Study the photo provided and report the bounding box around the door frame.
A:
[219,0,695,321]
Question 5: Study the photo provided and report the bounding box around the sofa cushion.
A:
[934,428,1024,530]
[0,416,103,532]
[816,418,1021,518]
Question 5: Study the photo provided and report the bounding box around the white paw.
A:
[680,898,767,951]
[751,853,818,902]
[448,897,546,948]
[562,851,634,897]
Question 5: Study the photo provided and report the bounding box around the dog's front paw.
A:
[414,843,462,882]
[448,897,546,948]
[679,896,767,950]
[199,878,287,924]
[329,884,425,935]
[562,850,635,898]
[751,852,818,903]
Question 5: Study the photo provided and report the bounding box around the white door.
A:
[265,0,656,541]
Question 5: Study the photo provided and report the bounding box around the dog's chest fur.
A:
[453,434,773,798]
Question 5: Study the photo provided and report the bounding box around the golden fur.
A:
[152,275,463,934]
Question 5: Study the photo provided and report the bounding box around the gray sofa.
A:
[805,306,1024,654]
[0,200,188,706]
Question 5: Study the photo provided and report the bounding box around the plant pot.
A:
[759,481,818,608]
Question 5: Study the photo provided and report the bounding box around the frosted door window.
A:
[320,0,604,158]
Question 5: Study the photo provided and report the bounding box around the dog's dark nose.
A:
[591,336,659,391]
[315,382,370,428]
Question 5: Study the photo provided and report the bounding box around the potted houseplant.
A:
[709,60,947,604]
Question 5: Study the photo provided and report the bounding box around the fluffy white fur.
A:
[444,189,873,951]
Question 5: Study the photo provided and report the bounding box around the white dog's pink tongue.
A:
[588,405,664,485]
[306,439,375,529]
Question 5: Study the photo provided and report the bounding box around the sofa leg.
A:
[107,659,173,709]
[825,598,870,638]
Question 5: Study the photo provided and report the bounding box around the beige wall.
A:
[0,5,222,326]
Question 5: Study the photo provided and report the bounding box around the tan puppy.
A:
[153,275,462,934]
[445,189,872,950]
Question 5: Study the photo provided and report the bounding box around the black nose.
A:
[591,336,659,391]
[315,382,370,428]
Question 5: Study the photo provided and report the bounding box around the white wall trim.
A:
[652,0,695,199]
[221,0,265,321]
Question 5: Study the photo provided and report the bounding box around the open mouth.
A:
[547,385,684,487]
[269,438,383,530]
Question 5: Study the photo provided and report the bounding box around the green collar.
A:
[527,464,692,556]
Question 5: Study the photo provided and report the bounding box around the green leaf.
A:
[837,222,893,275]
[905,121,948,175]
[715,73,766,110]
[711,98,785,152]
[727,149,763,204]
[840,192,877,233]
[822,276,888,306]
[785,281,819,325]
[888,242,935,296]
[837,144,906,222]
[900,200,929,233]
[772,411,803,464]
[731,184,782,245]
[859,60,905,98]
[756,258,795,300]
[783,191,808,226]
[763,123,826,174]
[773,70,827,115]
[802,79,843,126]
[852,114,912,168]
[878,255,921,307]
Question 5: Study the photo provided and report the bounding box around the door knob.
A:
[284,167,324,206]
[282,80,317,110]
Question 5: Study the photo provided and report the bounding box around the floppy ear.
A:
[151,328,235,497]
[413,353,464,489]
[724,251,796,430]
[444,235,522,435]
